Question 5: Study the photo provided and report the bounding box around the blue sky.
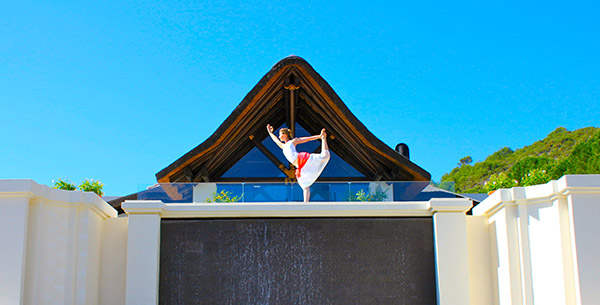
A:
[2,1,599,196]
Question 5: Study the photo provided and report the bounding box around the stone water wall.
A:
[159,218,436,305]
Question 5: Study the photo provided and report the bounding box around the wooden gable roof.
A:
[156,56,431,183]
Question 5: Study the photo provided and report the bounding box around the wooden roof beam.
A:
[284,74,300,137]
[203,95,285,175]
[296,110,374,177]
[209,110,287,179]
[183,167,194,182]
[192,165,210,182]
[297,98,380,174]
[249,135,296,179]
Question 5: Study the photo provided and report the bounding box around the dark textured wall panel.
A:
[159,218,436,305]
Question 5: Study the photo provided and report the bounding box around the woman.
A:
[267,124,330,202]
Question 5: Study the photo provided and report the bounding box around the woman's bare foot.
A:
[320,128,327,140]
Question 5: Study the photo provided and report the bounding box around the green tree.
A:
[560,133,600,175]
[510,156,555,184]
[459,156,473,166]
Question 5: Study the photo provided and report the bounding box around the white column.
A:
[567,193,600,305]
[560,175,600,305]
[492,202,524,305]
[123,201,165,305]
[430,198,473,305]
[0,196,31,305]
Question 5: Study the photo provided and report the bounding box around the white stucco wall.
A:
[0,179,122,305]
[99,217,128,305]
[4,176,600,305]
[0,196,30,305]
[473,175,600,305]
[467,215,494,305]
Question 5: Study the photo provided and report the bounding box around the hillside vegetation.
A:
[441,127,600,193]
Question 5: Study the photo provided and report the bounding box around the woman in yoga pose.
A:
[267,124,330,202]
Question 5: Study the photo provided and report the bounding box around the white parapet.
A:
[0,179,119,305]
[473,175,600,305]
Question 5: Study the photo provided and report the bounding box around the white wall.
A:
[4,176,600,305]
[0,179,123,305]
[473,175,600,305]
[99,217,128,305]
[467,215,494,305]
[0,196,30,305]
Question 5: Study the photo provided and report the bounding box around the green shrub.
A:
[52,178,76,191]
[348,189,388,201]
[483,173,517,193]
[79,178,104,196]
[205,190,241,203]
[510,157,555,184]
[520,169,552,186]
[52,178,104,196]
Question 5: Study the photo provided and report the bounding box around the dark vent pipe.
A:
[395,143,409,159]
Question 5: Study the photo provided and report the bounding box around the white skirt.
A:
[297,151,330,189]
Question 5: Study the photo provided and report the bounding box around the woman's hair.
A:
[279,128,293,139]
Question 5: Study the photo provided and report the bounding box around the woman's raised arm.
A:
[266,124,284,149]
[295,128,326,144]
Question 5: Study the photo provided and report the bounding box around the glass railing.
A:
[136,181,456,203]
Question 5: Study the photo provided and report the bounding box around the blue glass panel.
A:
[393,181,430,201]
[232,183,293,202]
[137,184,194,203]
[136,182,453,203]
[349,182,370,200]
[328,183,353,201]
[215,184,244,202]
[309,183,331,201]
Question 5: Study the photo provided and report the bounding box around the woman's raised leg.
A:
[320,129,330,159]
